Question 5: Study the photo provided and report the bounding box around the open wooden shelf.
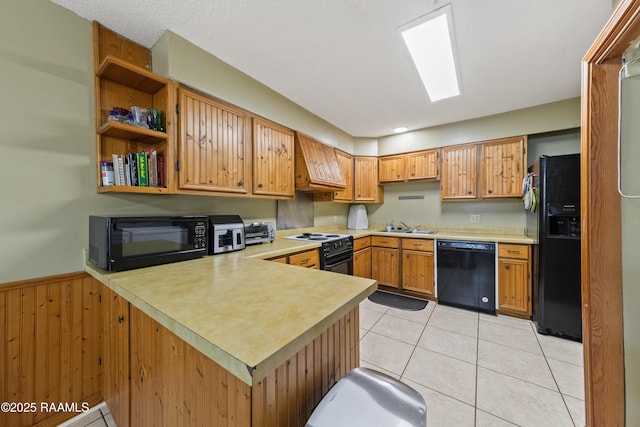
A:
[97,185,170,194]
[96,55,167,94]
[98,121,168,144]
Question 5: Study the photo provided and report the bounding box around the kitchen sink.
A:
[410,230,437,235]
[378,229,437,235]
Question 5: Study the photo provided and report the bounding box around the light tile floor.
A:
[63,300,585,427]
[359,298,585,427]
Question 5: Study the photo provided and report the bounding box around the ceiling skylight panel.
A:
[399,4,461,102]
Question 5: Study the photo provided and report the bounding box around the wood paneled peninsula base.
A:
[87,252,376,427]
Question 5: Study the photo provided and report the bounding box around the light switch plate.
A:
[470,214,481,223]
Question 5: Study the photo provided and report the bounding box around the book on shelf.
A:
[108,149,166,189]
[112,154,126,186]
[136,152,148,186]
[147,148,157,187]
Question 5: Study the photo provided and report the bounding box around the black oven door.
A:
[323,251,353,275]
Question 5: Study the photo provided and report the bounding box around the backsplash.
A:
[367,181,527,231]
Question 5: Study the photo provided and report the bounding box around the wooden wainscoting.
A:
[251,307,359,427]
[128,304,252,427]
[0,272,103,427]
[116,296,359,427]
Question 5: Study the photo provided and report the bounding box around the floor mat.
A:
[368,290,428,311]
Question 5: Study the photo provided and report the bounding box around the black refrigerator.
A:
[526,154,582,341]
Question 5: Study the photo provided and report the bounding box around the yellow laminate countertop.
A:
[85,238,377,386]
[283,226,535,245]
[363,230,535,244]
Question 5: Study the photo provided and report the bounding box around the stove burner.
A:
[296,233,325,238]
[285,232,351,243]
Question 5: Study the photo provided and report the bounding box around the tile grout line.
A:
[474,311,480,427]
[531,322,579,427]
[398,304,435,380]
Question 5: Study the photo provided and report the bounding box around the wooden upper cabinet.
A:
[333,149,353,201]
[379,149,439,183]
[481,136,527,198]
[354,156,383,203]
[253,117,295,198]
[178,88,248,194]
[294,133,346,191]
[379,155,406,182]
[440,144,478,200]
[407,149,439,180]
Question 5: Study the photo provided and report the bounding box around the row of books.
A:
[110,149,165,188]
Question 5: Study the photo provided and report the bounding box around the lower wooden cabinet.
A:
[401,239,435,297]
[267,255,288,264]
[497,243,531,318]
[371,236,400,288]
[267,249,320,269]
[102,285,131,427]
[287,249,320,269]
[353,236,372,278]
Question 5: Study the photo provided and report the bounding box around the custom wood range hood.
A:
[295,132,346,191]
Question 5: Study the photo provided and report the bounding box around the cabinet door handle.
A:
[488,189,493,194]
[507,250,519,254]
[238,180,244,186]
[467,191,472,195]
[117,315,125,324]
[504,264,510,270]
[258,183,263,188]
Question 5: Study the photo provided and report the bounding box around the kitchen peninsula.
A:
[87,238,377,427]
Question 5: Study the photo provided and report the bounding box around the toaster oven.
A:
[244,222,275,245]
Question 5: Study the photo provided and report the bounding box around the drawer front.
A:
[498,244,530,260]
[401,238,434,252]
[289,249,320,269]
[353,236,371,252]
[371,236,400,248]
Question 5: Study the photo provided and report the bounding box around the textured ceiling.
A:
[51,0,614,137]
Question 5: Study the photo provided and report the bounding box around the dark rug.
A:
[368,290,428,311]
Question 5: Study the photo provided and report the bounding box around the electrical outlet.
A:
[470,214,481,223]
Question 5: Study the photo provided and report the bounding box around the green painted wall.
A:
[377,98,580,156]
[0,0,583,281]
[151,31,355,154]
[0,0,346,283]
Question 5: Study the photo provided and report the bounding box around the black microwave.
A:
[89,216,208,272]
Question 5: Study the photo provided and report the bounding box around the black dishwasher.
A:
[436,240,496,314]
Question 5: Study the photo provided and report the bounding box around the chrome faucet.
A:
[397,221,411,231]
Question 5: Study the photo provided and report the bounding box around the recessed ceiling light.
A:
[393,126,409,133]
[399,4,461,102]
